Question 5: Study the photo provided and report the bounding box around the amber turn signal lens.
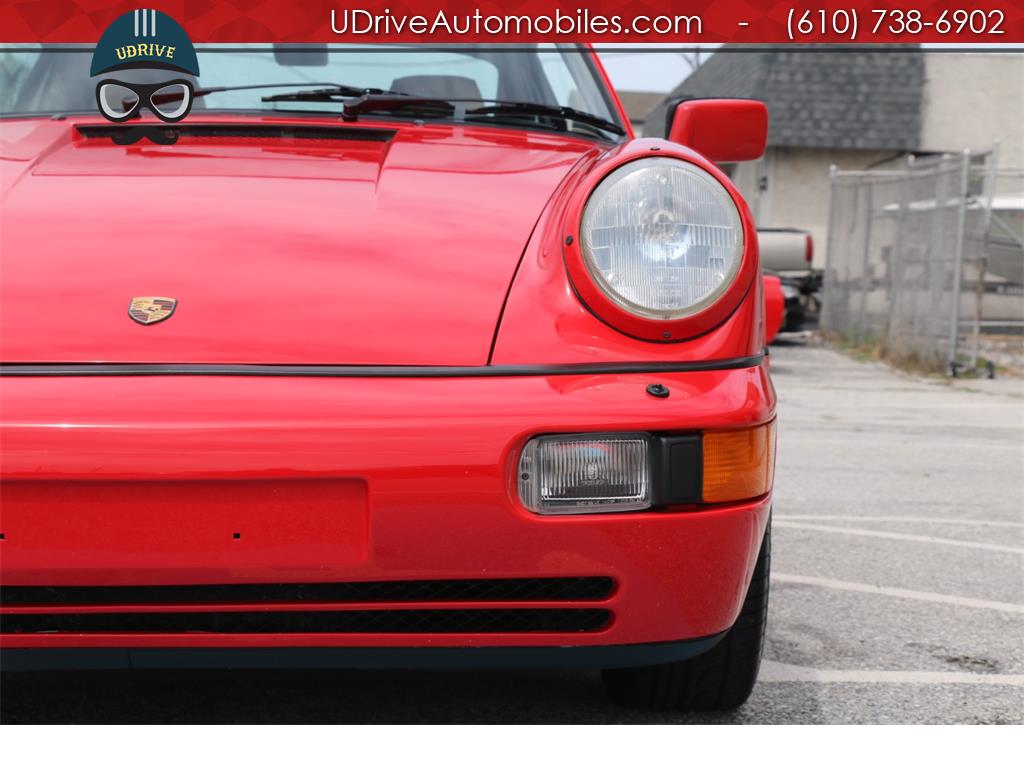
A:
[702,421,776,503]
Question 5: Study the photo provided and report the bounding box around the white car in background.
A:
[758,228,817,333]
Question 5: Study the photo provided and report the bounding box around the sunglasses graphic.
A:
[95,79,194,123]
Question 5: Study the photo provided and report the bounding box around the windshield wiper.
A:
[149,82,405,107]
[464,102,625,137]
[262,88,625,137]
[334,93,457,120]
[259,85,411,106]
[264,89,459,122]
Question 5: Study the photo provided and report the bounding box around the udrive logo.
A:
[90,9,200,144]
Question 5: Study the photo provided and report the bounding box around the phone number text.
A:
[786,8,1006,40]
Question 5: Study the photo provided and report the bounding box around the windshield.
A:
[0,43,623,137]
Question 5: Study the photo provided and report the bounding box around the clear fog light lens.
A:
[518,433,651,515]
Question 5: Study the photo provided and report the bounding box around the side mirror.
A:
[668,99,768,163]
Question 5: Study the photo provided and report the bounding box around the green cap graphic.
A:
[90,9,199,77]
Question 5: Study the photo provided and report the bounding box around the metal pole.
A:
[822,164,838,332]
[970,146,999,371]
[947,150,971,374]
[858,183,874,342]
[884,182,907,356]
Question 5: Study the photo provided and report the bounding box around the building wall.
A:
[920,53,1024,167]
[730,147,895,269]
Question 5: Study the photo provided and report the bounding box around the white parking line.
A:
[773,521,1024,555]
[773,572,1024,614]
[776,515,1024,529]
[759,660,1024,686]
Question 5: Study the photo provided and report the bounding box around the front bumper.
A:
[0,362,774,655]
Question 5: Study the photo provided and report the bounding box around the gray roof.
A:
[615,90,665,127]
[644,45,924,151]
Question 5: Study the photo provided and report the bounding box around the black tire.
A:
[602,521,771,711]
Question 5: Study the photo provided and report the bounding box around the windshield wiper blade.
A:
[198,82,365,98]
[465,102,625,137]
[339,95,624,136]
[141,83,376,107]
[259,90,455,121]
[337,93,456,120]
[251,89,625,137]
[147,83,409,108]
[260,85,411,106]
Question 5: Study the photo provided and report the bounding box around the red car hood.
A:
[0,117,598,365]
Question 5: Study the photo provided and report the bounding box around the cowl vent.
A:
[75,123,396,143]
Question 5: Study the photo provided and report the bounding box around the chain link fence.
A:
[821,151,1024,375]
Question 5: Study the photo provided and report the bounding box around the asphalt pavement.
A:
[3,337,1022,723]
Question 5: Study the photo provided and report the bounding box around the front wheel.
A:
[602,521,771,711]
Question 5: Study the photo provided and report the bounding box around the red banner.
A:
[2,0,1024,43]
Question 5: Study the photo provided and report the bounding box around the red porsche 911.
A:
[0,43,775,711]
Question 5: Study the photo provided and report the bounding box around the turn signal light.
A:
[517,423,775,515]
[702,422,776,503]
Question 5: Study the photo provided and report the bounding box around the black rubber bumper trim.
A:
[0,577,616,607]
[0,355,764,378]
[0,608,611,635]
[0,632,725,671]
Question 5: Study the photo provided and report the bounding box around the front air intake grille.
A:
[0,577,615,607]
[1,609,611,635]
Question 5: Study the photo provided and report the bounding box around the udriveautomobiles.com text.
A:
[330,8,703,36]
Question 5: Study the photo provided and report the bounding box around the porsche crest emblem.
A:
[128,297,177,325]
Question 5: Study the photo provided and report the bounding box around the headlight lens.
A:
[580,157,744,320]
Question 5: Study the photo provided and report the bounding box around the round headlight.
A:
[580,157,744,320]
